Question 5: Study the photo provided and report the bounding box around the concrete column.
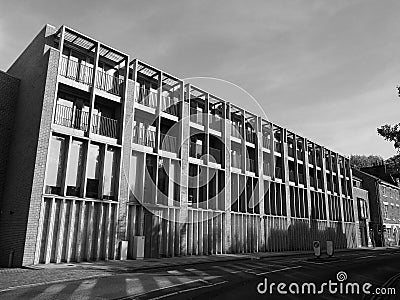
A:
[178,84,190,255]
[224,103,232,253]
[282,129,291,227]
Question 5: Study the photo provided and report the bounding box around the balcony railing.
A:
[136,86,157,108]
[231,123,242,139]
[299,173,305,185]
[96,70,123,96]
[161,96,179,117]
[59,56,93,86]
[246,130,256,144]
[289,170,295,182]
[274,141,282,152]
[160,133,177,153]
[297,150,304,160]
[91,114,118,139]
[231,153,242,169]
[209,114,222,131]
[132,123,156,148]
[190,107,204,125]
[263,163,271,176]
[54,103,89,131]
[190,141,203,159]
[275,166,282,179]
[246,158,256,172]
[262,135,271,149]
[288,145,294,157]
[209,147,221,164]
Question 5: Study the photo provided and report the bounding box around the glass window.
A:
[66,139,85,196]
[45,135,66,195]
[103,146,118,200]
[86,143,101,198]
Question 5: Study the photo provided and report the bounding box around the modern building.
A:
[352,175,371,247]
[0,24,360,267]
[353,168,400,247]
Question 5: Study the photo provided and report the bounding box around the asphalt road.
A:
[1,249,400,299]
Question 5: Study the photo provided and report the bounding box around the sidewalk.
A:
[0,246,396,292]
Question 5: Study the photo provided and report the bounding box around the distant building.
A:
[352,175,372,247]
[0,24,360,267]
[353,168,400,246]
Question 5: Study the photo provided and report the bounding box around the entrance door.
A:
[359,220,368,246]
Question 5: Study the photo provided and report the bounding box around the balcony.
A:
[136,86,157,109]
[190,107,204,125]
[263,163,271,176]
[160,133,177,153]
[274,141,282,152]
[190,141,203,159]
[54,103,89,131]
[275,166,282,179]
[96,70,123,96]
[161,96,179,117]
[91,114,118,139]
[133,123,156,148]
[209,114,222,132]
[209,147,222,164]
[297,150,304,160]
[246,130,256,144]
[231,153,242,169]
[231,123,242,139]
[289,170,295,182]
[299,173,305,185]
[59,56,93,86]
[262,135,271,149]
[288,145,295,157]
[246,158,256,172]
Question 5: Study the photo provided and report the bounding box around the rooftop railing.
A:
[96,70,123,96]
[231,123,242,139]
[54,103,89,131]
[190,107,204,125]
[262,135,271,149]
[59,56,93,86]
[161,96,179,117]
[246,130,256,144]
[136,86,157,109]
[209,114,222,132]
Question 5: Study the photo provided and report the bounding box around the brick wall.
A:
[0,71,20,218]
[0,24,58,267]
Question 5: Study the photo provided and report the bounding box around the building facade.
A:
[0,25,360,267]
[353,168,400,247]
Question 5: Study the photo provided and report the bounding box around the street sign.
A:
[327,241,334,257]
[313,240,321,258]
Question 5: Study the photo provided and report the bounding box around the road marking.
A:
[0,274,106,293]
[255,266,302,276]
[121,279,209,299]
[149,280,228,299]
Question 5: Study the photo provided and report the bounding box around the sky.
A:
[0,0,399,158]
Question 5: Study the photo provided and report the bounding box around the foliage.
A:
[377,123,400,152]
[350,154,384,169]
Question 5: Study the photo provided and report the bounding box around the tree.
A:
[377,123,400,152]
[377,86,400,152]
[350,154,384,170]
